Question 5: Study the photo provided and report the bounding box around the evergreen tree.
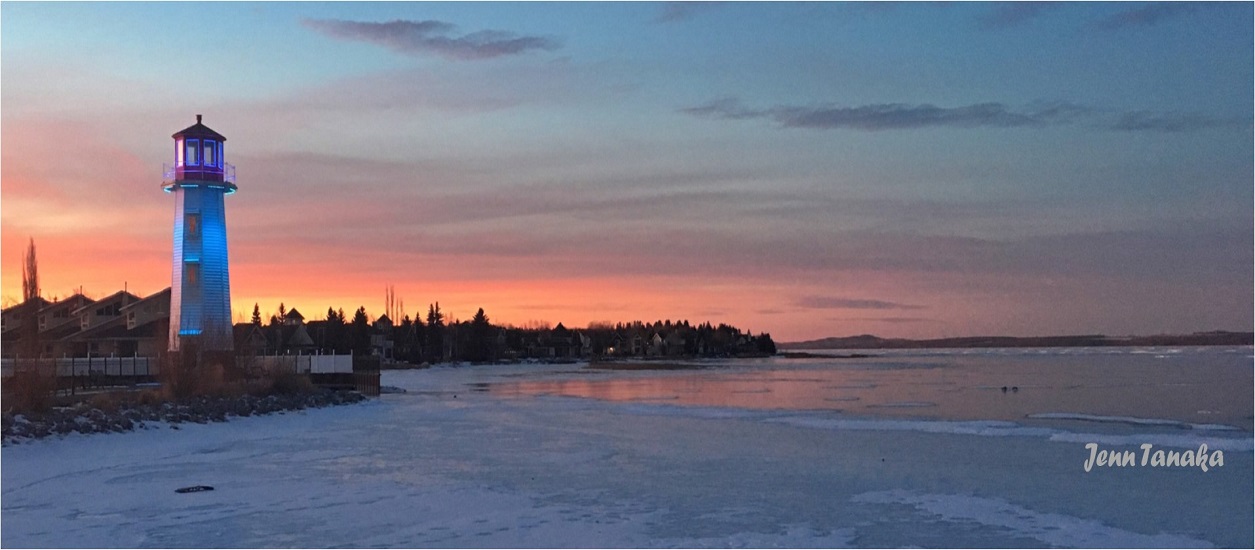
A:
[324,307,347,354]
[426,303,445,362]
[409,313,427,363]
[351,306,371,356]
[467,307,493,362]
[251,303,262,326]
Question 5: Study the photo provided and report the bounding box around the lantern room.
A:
[164,114,236,193]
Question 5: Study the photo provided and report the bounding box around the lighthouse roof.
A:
[172,114,226,141]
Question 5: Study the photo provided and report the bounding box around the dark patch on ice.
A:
[175,485,214,494]
[867,401,938,409]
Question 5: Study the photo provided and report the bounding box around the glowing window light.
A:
[185,213,201,238]
[176,139,184,166]
[185,262,200,286]
[186,139,200,166]
[204,139,216,167]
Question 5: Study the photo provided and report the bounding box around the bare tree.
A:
[385,284,403,322]
[20,238,41,359]
[22,238,38,302]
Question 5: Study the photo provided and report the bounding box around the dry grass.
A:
[3,368,59,413]
[263,371,315,395]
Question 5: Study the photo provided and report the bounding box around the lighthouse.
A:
[164,115,235,352]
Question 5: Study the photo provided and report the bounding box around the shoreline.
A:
[1,390,367,445]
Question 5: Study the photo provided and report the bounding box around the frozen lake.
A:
[3,347,1252,548]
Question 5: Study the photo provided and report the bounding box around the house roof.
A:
[37,294,92,316]
[284,308,305,322]
[120,288,171,313]
[69,290,139,316]
[172,115,226,141]
[1,296,50,317]
[65,313,127,340]
[286,324,315,347]
[234,323,268,348]
[41,318,87,341]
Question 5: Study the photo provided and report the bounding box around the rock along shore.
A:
[2,390,367,445]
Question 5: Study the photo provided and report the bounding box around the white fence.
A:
[242,355,354,375]
[1,357,157,378]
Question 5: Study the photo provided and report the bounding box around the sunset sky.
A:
[2,2,1251,341]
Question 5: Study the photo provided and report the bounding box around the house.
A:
[0,296,51,334]
[647,333,665,356]
[36,294,109,357]
[0,296,51,357]
[282,308,306,326]
[265,311,316,355]
[234,323,269,355]
[664,330,686,356]
[371,315,395,362]
[2,289,177,359]
[38,293,93,335]
[65,288,170,357]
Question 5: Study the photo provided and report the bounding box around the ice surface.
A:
[1028,412,1243,431]
[3,351,1252,548]
[851,490,1212,548]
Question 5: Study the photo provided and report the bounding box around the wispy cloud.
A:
[683,98,1090,131]
[827,317,943,324]
[797,297,925,311]
[977,2,1062,29]
[1094,2,1205,30]
[654,2,727,23]
[301,18,560,60]
[682,97,1247,133]
[1108,111,1249,132]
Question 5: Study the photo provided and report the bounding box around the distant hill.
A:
[780,331,1254,350]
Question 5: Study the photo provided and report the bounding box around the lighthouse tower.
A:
[164,115,236,352]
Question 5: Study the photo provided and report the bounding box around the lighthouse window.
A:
[216,142,223,167]
[176,139,184,166]
[186,139,200,166]
[185,213,201,238]
[203,140,216,167]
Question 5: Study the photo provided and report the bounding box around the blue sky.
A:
[3,2,1251,340]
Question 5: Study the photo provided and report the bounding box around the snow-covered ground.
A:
[3,352,1252,548]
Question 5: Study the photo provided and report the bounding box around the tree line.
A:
[247,301,776,364]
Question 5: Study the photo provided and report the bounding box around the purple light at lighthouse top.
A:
[166,114,235,193]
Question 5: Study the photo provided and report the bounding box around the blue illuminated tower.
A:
[164,115,236,352]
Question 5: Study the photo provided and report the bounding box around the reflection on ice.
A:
[494,347,1254,428]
